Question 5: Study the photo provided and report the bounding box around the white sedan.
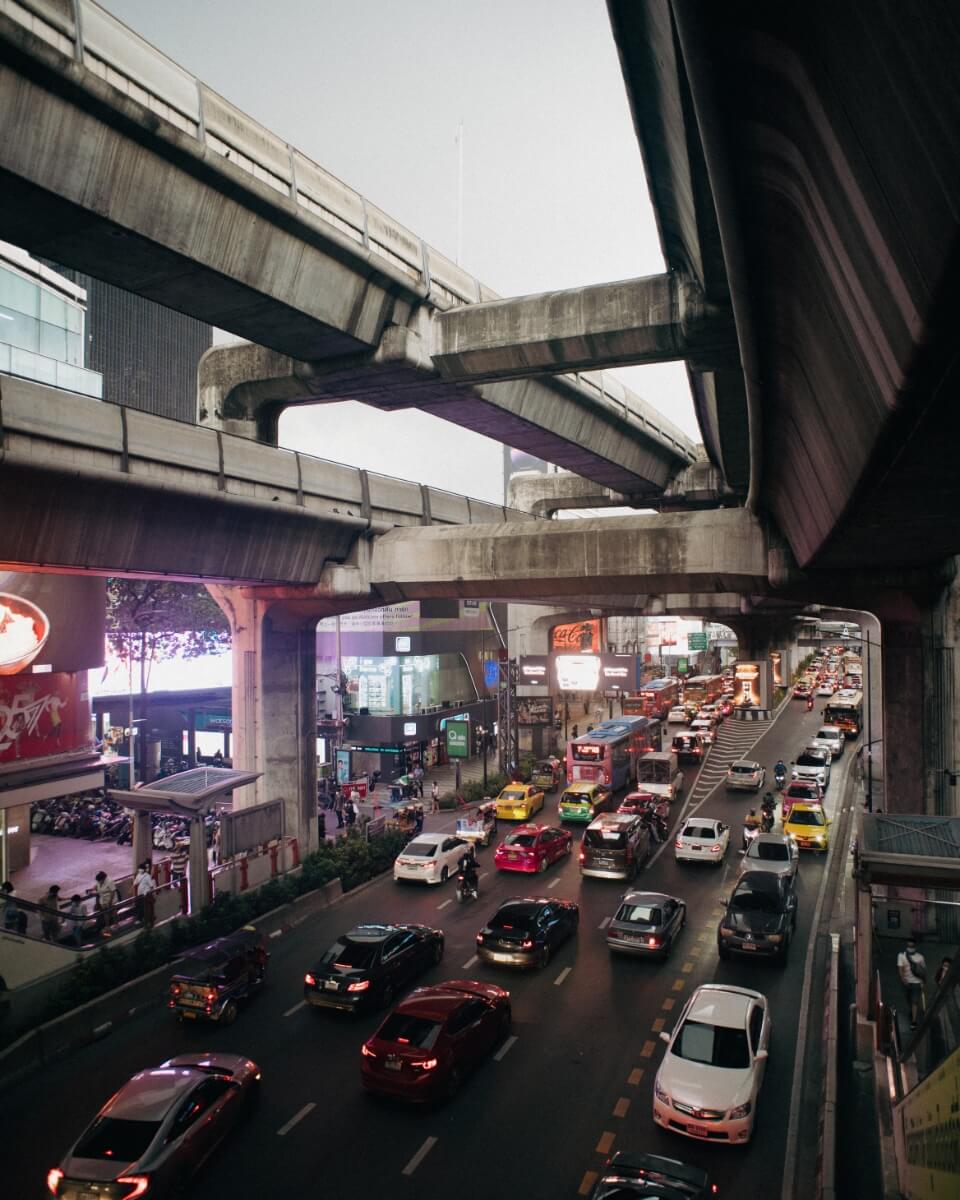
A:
[675,817,729,865]
[393,833,469,885]
[667,706,689,724]
[654,983,771,1144]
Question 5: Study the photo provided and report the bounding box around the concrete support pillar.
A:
[879,619,924,814]
[131,811,152,874]
[209,587,318,856]
[188,815,211,911]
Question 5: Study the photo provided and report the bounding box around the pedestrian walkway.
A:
[11,834,133,904]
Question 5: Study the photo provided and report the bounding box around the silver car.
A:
[725,759,765,791]
[606,890,686,960]
[737,833,800,881]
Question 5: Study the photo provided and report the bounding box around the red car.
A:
[618,790,664,817]
[360,980,511,1102]
[493,824,572,873]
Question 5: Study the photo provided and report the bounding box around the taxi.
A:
[494,782,545,821]
[782,801,831,852]
[494,824,572,873]
[558,780,614,823]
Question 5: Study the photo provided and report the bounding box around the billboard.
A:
[551,619,602,653]
[518,655,550,686]
[445,720,469,759]
[733,661,772,710]
[516,697,554,726]
[0,570,105,675]
[0,672,91,765]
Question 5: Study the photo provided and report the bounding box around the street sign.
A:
[688,632,708,651]
[677,658,689,675]
[446,720,469,759]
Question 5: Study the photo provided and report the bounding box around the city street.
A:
[8,699,854,1199]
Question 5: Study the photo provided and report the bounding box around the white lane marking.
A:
[269,928,283,939]
[437,899,453,911]
[283,1000,306,1018]
[548,877,561,889]
[599,916,611,929]
[462,954,479,968]
[277,1102,316,1136]
[494,1035,518,1061]
[554,966,572,986]
[402,1136,438,1176]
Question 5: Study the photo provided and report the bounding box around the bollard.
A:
[269,842,279,877]
[291,838,300,867]
[239,855,249,891]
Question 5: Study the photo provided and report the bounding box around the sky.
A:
[102,0,697,505]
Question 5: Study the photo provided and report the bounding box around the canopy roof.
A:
[858,814,960,888]
[108,766,259,815]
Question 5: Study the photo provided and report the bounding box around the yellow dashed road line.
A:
[652,1018,665,1033]
[579,1171,599,1196]
[640,1040,657,1058]
[661,998,675,1011]
[696,931,708,941]
[671,978,685,991]
[681,961,694,973]
[628,1067,644,1085]
[613,1097,630,1118]
[596,1131,616,1155]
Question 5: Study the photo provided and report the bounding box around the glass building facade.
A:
[0,242,102,398]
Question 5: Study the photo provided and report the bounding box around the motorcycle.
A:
[742,823,761,851]
[774,766,787,791]
[456,871,479,903]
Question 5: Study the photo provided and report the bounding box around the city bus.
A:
[566,716,663,790]
[682,674,725,708]
[823,691,863,739]
[632,677,680,720]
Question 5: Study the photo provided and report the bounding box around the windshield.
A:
[490,908,537,931]
[789,809,826,826]
[74,1117,161,1162]
[499,789,526,800]
[750,843,790,862]
[401,841,437,858]
[321,940,378,969]
[562,791,590,805]
[584,828,627,849]
[504,832,537,848]
[730,765,756,775]
[797,753,826,767]
[674,1019,750,1069]
[682,825,717,840]
[730,886,780,912]
[615,903,662,927]
[377,1013,440,1050]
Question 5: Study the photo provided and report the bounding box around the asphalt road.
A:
[8,699,851,1200]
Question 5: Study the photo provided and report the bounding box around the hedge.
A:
[29,829,410,1035]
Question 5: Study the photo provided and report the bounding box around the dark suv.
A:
[717,870,798,964]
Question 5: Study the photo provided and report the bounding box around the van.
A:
[580,813,651,880]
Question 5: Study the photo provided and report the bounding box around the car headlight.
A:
[767,933,784,944]
[719,926,734,938]
[729,1100,752,1119]
[815,835,826,845]
[654,1079,670,1104]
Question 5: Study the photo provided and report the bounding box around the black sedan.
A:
[48,1053,260,1200]
[589,1151,715,1199]
[476,897,579,968]
[717,870,798,963]
[304,923,444,1012]
[606,891,687,960]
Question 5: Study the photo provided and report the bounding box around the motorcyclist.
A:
[458,846,479,895]
[743,808,762,849]
[774,759,787,788]
[806,695,815,712]
[759,794,776,832]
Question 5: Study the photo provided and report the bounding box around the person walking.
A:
[431,781,441,813]
[64,894,86,946]
[94,870,119,937]
[897,937,927,1029]
[333,789,344,829]
[40,885,62,941]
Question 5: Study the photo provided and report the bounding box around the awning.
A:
[108,766,260,815]
[858,813,960,888]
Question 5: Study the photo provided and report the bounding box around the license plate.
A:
[690,845,701,851]
[181,1010,197,1018]
[385,1058,401,1071]
[688,1124,709,1138]
[740,942,757,951]
[324,979,339,991]
[79,1191,98,1200]
[596,858,613,866]
[508,852,519,860]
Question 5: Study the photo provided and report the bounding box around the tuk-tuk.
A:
[168,926,268,1024]
[455,800,498,847]
[530,759,563,793]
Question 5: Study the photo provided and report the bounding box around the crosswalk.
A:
[684,719,768,808]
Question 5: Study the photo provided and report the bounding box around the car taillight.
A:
[116,1177,150,1200]
[361,1044,377,1058]
[476,932,484,943]
[170,983,181,997]
[46,1168,63,1196]
[675,839,683,849]
[711,843,722,853]
[204,987,217,1002]
[304,973,316,987]
[647,936,660,947]
[521,939,534,950]
[579,851,585,862]
[608,929,621,938]
[347,980,370,992]
[410,1057,438,1071]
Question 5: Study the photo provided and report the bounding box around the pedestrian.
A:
[897,937,927,1029]
[413,804,424,835]
[334,790,344,828]
[94,870,119,937]
[431,781,441,813]
[935,957,952,989]
[40,884,62,941]
[2,881,27,936]
[64,894,86,946]
[134,861,156,928]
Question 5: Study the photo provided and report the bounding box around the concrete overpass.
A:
[0,0,696,497]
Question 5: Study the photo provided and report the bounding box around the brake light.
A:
[675,839,683,849]
[711,843,722,853]
[347,980,370,993]
[521,939,534,950]
[46,1168,63,1196]
[579,851,585,862]
[647,936,660,947]
[170,983,181,997]
[410,1057,438,1071]
[204,987,217,1002]
[117,1177,150,1200]
[476,932,484,943]
[361,1044,376,1058]
[304,973,316,987]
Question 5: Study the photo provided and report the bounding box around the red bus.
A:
[566,717,663,789]
[682,674,724,707]
[632,677,680,720]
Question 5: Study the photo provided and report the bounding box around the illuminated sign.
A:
[551,620,602,653]
[555,655,602,691]
[519,655,549,683]
[0,592,49,675]
[403,722,417,736]
[395,636,411,652]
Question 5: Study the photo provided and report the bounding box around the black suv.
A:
[717,870,798,964]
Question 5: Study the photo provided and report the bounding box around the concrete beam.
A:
[433,274,738,383]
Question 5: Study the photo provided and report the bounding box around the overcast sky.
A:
[103,0,696,503]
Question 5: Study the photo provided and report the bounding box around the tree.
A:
[105,581,230,693]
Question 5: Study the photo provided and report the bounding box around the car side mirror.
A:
[659,1031,670,1044]
[755,1049,769,1061]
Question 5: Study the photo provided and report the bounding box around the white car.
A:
[699,703,723,724]
[816,682,835,697]
[792,747,831,790]
[667,706,689,724]
[393,833,468,885]
[675,817,729,865]
[689,718,716,745]
[725,760,765,792]
[814,726,845,759]
[654,983,771,1144]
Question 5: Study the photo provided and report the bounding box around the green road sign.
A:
[688,632,708,650]
[678,658,689,675]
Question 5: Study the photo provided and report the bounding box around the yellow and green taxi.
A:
[559,780,614,824]
[494,782,545,821]
[783,801,831,852]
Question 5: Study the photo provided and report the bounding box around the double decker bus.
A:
[682,674,725,708]
[566,716,663,790]
[823,691,863,739]
[631,677,681,720]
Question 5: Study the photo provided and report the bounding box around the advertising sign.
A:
[483,659,500,688]
[518,655,550,685]
[0,571,105,675]
[551,619,602,653]
[770,651,783,687]
[0,672,91,765]
[600,656,637,689]
[445,720,469,759]
[554,654,602,692]
[336,748,352,784]
[516,697,554,726]
[733,661,771,709]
